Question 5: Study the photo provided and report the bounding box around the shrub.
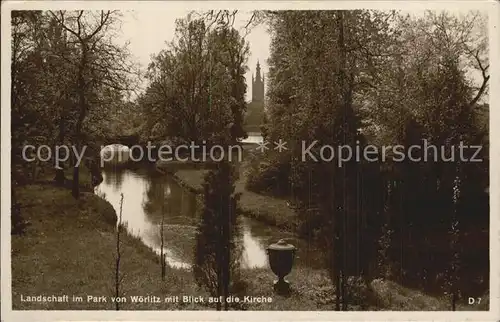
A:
[246,152,291,197]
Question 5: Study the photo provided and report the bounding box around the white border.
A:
[1,1,499,321]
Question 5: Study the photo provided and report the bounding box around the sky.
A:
[115,9,488,101]
[118,10,271,102]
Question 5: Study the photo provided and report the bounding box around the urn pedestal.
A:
[266,239,296,295]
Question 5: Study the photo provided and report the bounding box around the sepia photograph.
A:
[1,1,498,321]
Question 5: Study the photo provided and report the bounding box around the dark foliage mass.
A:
[248,10,489,309]
[194,161,242,311]
[11,10,139,200]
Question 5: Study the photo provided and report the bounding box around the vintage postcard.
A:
[1,0,499,321]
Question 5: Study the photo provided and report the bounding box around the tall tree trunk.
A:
[54,98,66,185]
[223,209,230,311]
[216,275,222,311]
[337,9,348,311]
[334,229,341,311]
[160,189,166,281]
[216,219,223,311]
[115,194,124,311]
[72,45,88,199]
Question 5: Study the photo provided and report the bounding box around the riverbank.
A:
[9,177,343,311]
[12,183,470,311]
[11,183,207,310]
[10,182,357,311]
[160,158,298,231]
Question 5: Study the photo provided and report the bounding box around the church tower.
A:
[245,60,266,133]
[251,60,265,102]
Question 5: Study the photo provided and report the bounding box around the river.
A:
[94,164,325,271]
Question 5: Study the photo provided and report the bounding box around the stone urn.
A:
[266,239,296,295]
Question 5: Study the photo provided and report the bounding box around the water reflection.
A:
[95,166,324,271]
[242,226,268,268]
[95,167,193,269]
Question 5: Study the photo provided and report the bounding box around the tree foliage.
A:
[11,10,138,197]
[193,161,242,311]
[140,16,249,144]
[257,9,489,308]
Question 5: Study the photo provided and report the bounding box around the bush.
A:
[245,152,291,197]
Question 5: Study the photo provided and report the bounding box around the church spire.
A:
[252,60,265,103]
[256,60,261,82]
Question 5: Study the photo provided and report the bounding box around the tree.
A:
[49,10,137,198]
[259,9,488,306]
[142,15,249,145]
[11,11,69,178]
[11,11,74,231]
[193,161,242,311]
[361,10,488,295]
[263,10,400,309]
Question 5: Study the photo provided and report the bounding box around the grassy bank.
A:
[10,181,338,311]
[154,144,297,231]
[156,151,296,228]
[11,183,206,310]
[10,183,349,311]
[171,163,297,231]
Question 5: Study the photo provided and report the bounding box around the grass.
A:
[11,182,340,311]
[367,279,489,311]
[172,158,297,230]
[170,169,207,194]
[11,184,207,310]
[10,180,340,311]
[238,267,334,310]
